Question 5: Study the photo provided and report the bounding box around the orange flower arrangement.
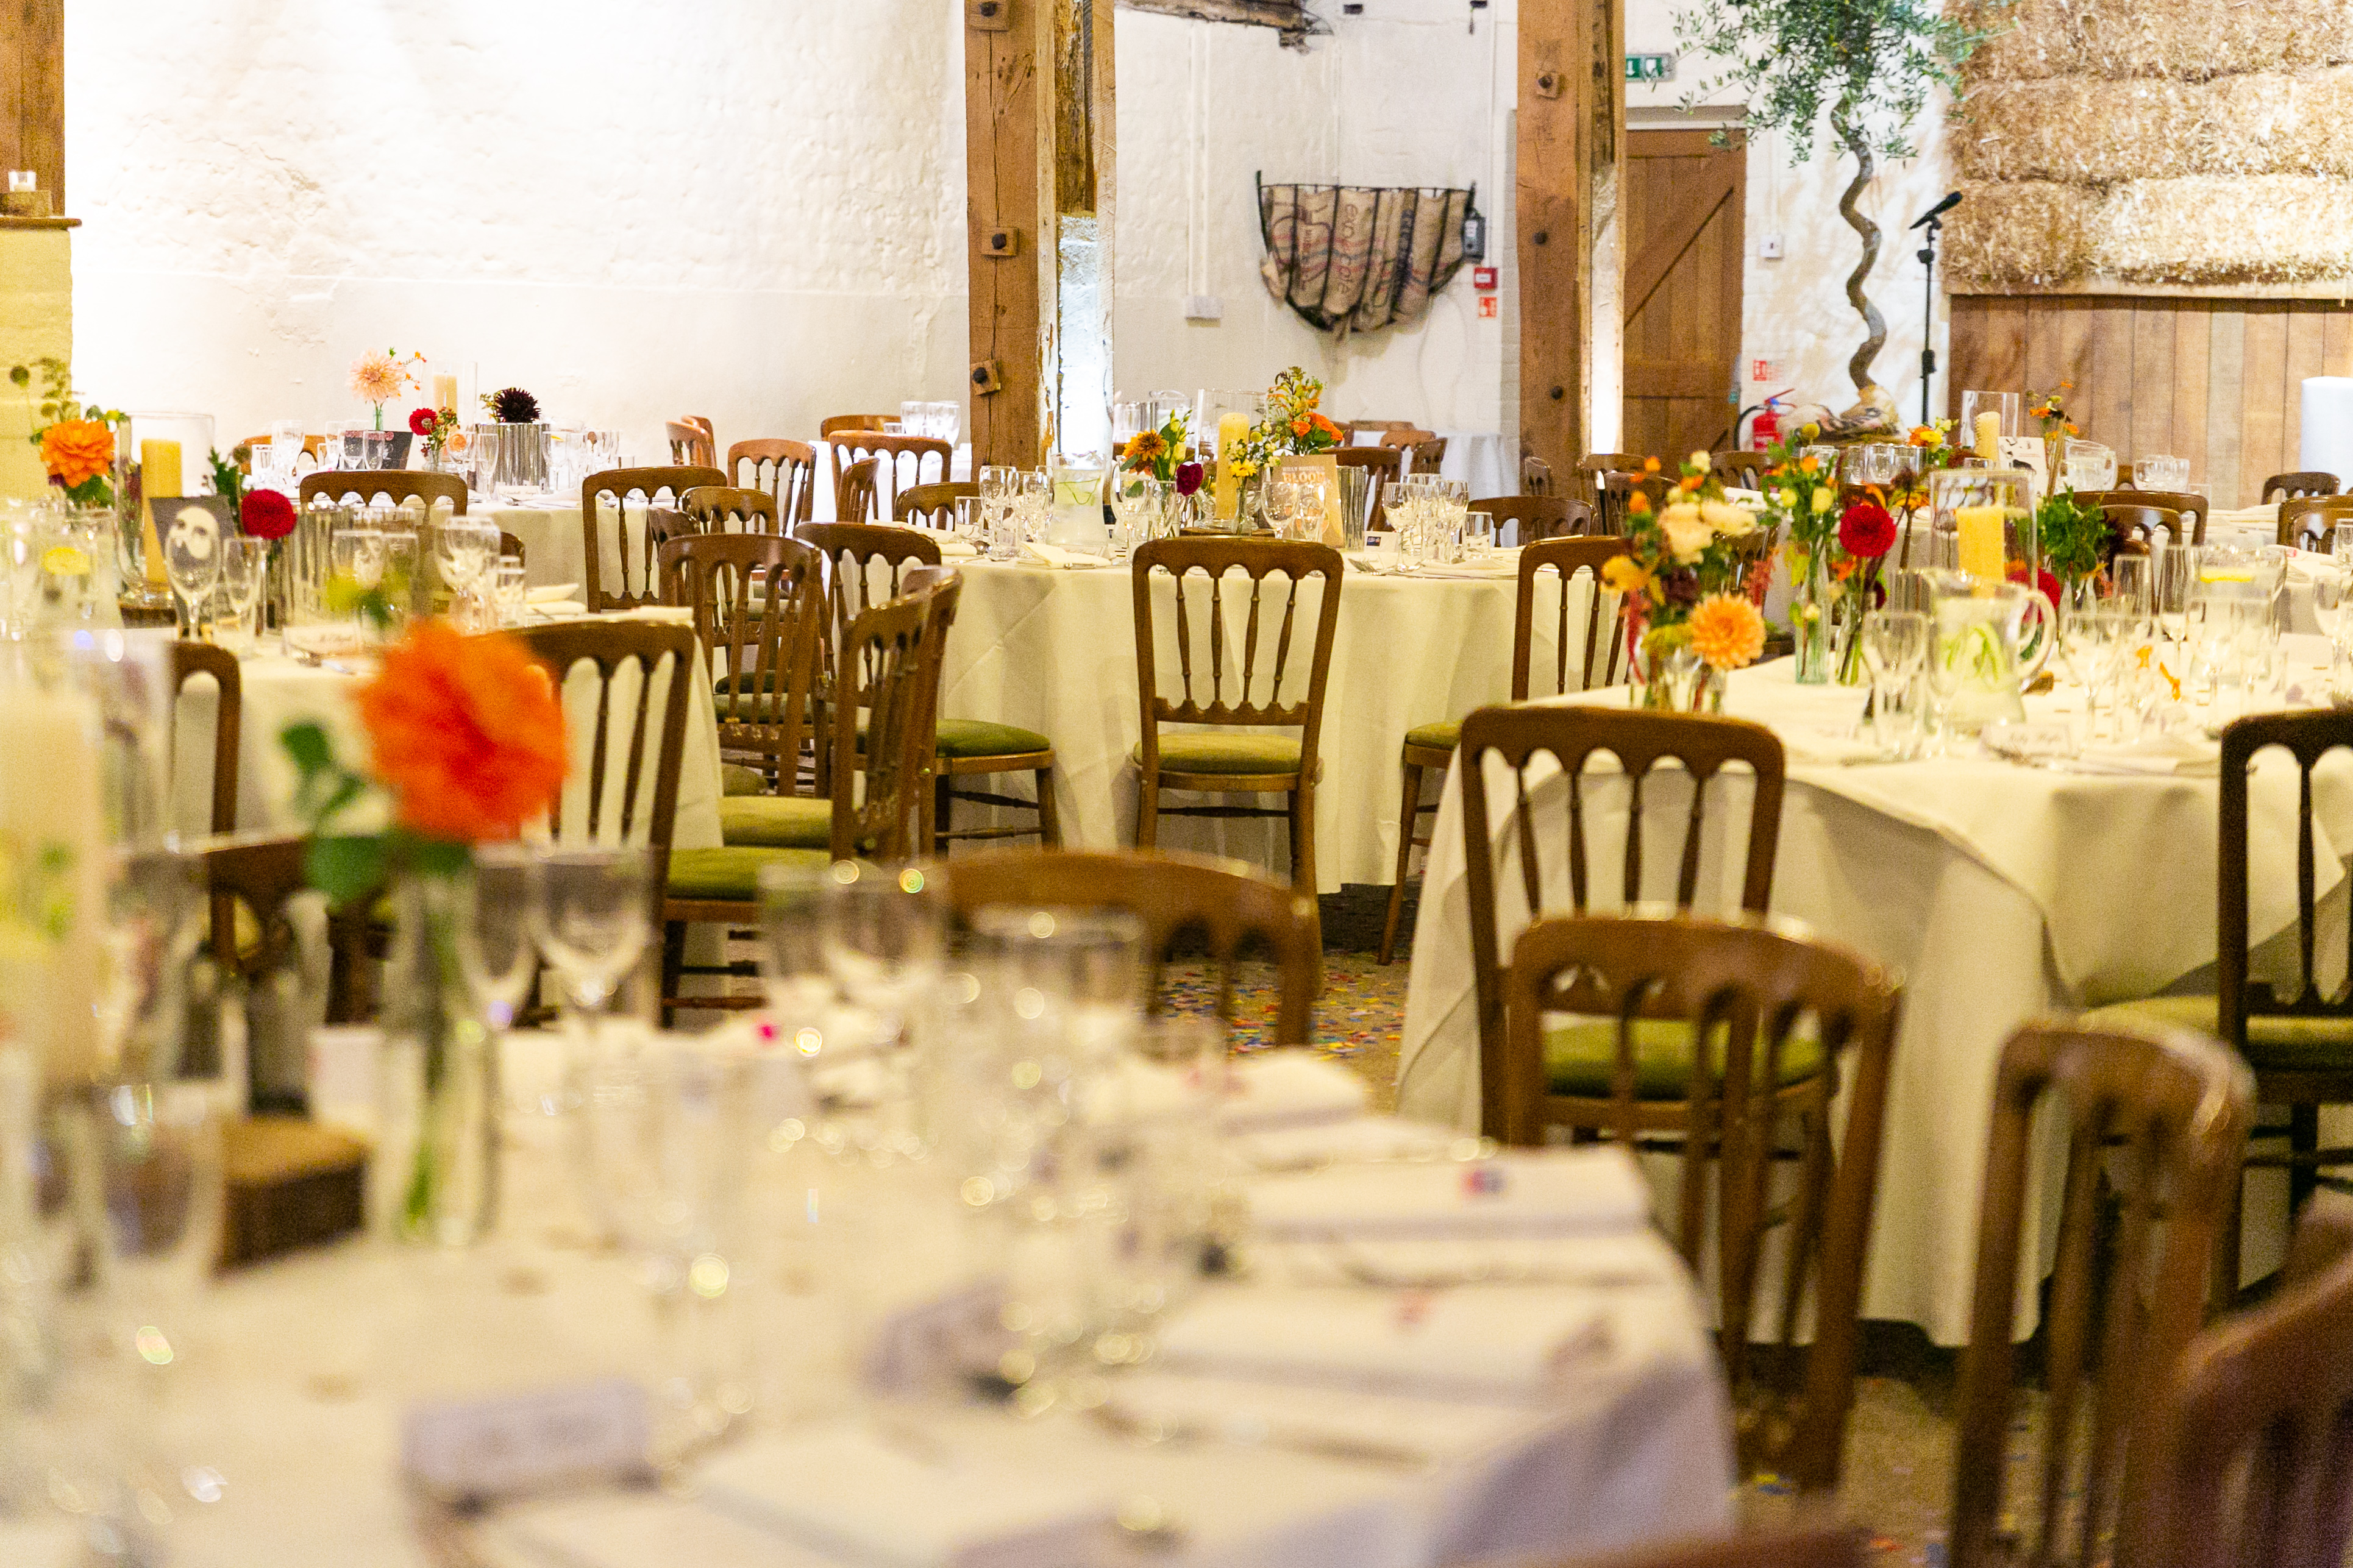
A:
[38,419,114,491]
[354,622,566,843]
[1684,593,1766,671]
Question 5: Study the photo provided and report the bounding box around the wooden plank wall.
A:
[2,0,66,207]
[1948,294,2353,508]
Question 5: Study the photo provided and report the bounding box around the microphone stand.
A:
[1917,208,1945,428]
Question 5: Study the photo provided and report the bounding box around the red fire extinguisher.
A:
[1748,392,1792,452]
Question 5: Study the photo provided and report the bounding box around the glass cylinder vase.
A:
[374,872,496,1248]
[1792,548,1834,684]
[1629,635,1728,714]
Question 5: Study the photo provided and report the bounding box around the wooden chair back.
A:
[2279,494,2353,550]
[677,484,781,536]
[727,438,820,526]
[1551,1527,1867,1568]
[578,465,725,611]
[1513,537,1628,700]
[835,456,882,523]
[508,620,696,934]
[2264,470,2340,502]
[2220,711,2353,1050]
[2078,489,2208,545]
[830,432,952,512]
[666,417,716,468]
[1576,453,1646,493]
[1344,419,1420,441]
[1332,445,1403,487]
[1595,470,1668,536]
[832,573,951,862]
[1504,912,1899,1491]
[1949,1020,2252,1568]
[799,523,945,785]
[2099,502,2190,558]
[1404,435,1448,475]
[1522,452,1556,495]
[1482,494,1592,544]
[939,848,1320,1045]
[1130,536,1345,773]
[198,834,370,1027]
[895,480,977,530]
[2126,1198,2353,1568]
[298,469,468,516]
[1374,426,1437,448]
[820,414,889,438]
[1718,454,1767,492]
[1456,706,1787,1131]
[658,531,824,791]
[171,640,240,837]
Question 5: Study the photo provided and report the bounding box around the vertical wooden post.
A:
[2,0,66,208]
[1518,0,1623,475]
[967,0,1059,471]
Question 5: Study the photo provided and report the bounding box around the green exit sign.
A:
[1626,52,1675,82]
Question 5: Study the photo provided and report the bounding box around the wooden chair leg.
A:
[1136,767,1160,849]
[1379,757,1426,966]
[1291,781,1323,994]
[2292,1102,2322,1218]
[1034,765,1061,846]
[933,773,953,856]
[2216,1154,2248,1311]
[659,919,688,1029]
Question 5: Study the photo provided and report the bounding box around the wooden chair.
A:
[895,480,977,531]
[171,640,240,837]
[820,414,890,438]
[835,456,882,524]
[1343,419,1420,442]
[2077,489,2208,546]
[1390,432,1449,477]
[1456,706,1787,1132]
[298,470,468,516]
[1333,445,1404,487]
[1718,453,1767,492]
[677,484,781,536]
[200,836,374,1109]
[1373,426,1437,448]
[1476,494,1593,544]
[2084,709,2353,1297]
[1550,1527,1867,1568]
[1522,452,1556,496]
[1503,912,1899,1492]
[727,438,820,527]
[2099,502,2190,559]
[658,530,825,802]
[1380,536,1629,965]
[666,417,716,468]
[935,848,1320,1046]
[578,464,724,612]
[1595,470,1667,537]
[830,573,953,863]
[1946,1020,2251,1568]
[2124,1197,2353,1568]
[499,530,526,570]
[2278,494,2353,550]
[1131,537,1344,907]
[830,431,952,518]
[510,622,695,951]
[2263,470,2340,502]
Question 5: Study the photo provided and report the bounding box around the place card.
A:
[401,1377,651,1503]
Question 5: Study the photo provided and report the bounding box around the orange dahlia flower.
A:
[1685,593,1765,672]
[355,621,566,843]
[39,419,115,489]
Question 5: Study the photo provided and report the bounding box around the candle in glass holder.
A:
[1954,503,2008,581]
[1973,412,2001,461]
[140,438,181,587]
[1213,411,1250,520]
[432,374,457,415]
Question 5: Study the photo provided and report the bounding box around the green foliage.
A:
[206,447,243,506]
[2037,488,2108,584]
[282,720,469,906]
[1674,0,2010,161]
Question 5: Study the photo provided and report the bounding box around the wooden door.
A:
[1621,130,1745,458]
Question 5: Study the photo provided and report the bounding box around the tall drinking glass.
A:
[819,862,944,1154]
[465,842,542,1031]
[538,845,650,1034]
[1862,610,1929,758]
[213,537,267,653]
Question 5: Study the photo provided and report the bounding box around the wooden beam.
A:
[1114,0,1321,44]
[967,0,1059,470]
[1518,0,1622,476]
[2,0,65,210]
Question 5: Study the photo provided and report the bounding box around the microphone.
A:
[1910,191,1963,229]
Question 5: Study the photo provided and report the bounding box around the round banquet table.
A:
[938,552,1590,893]
[1394,650,2353,1343]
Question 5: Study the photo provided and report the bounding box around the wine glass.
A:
[213,536,268,653]
[1862,610,1929,758]
[2107,552,2153,618]
[465,842,541,1030]
[436,520,501,628]
[494,556,529,626]
[819,862,944,1151]
[2332,522,2353,572]
[538,845,651,1038]
[159,502,223,639]
[1262,480,1300,540]
[758,859,833,1032]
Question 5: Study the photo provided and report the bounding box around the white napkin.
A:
[527,600,590,619]
[1020,542,1111,570]
[1246,1146,1650,1240]
[936,536,979,559]
[527,583,581,603]
[1781,728,1889,767]
[2073,732,2221,777]
[697,1422,1112,1568]
[1217,1048,1369,1132]
[1153,1283,1614,1402]
[1231,1113,1464,1172]
[1102,1370,1544,1466]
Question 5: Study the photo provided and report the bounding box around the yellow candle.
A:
[140,438,180,587]
[1973,411,2001,461]
[1214,411,1250,520]
[432,374,458,414]
[1954,503,2008,581]
[0,684,107,1087]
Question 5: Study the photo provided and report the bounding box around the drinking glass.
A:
[159,502,223,639]
[2136,455,2189,491]
[436,519,501,628]
[2061,439,2116,494]
[2152,541,2195,647]
[2107,552,2153,617]
[820,862,944,1152]
[1262,480,1300,540]
[2333,522,2353,570]
[465,842,542,1031]
[212,536,268,653]
[988,502,1022,562]
[1862,610,1929,758]
[538,845,652,1029]
[978,464,1017,502]
[758,859,833,1031]
[494,557,529,626]
[952,495,979,541]
[1464,510,1495,559]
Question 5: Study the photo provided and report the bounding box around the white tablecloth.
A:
[1394,657,2353,1342]
[1436,430,1515,502]
[2304,377,2353,481]
[938,556,1596,892]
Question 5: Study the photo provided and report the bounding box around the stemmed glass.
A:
[160,503,222,639]
[465,842,543,1031]
[1262,480,1301,540]
[819,862,944,1154]
[213,537,267,653]
[538,845,650,1026]
[436,520,501,630]
[1862,610,1929,758]
[2107,553,2153,617]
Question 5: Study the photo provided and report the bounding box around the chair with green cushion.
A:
[1458,704,1789,1143]
[1502,911,1898,1493]
[1380,534,1631,965]
[800,522,1061,853]
[1130,536,1344,906]
[2081,709,2353,1297]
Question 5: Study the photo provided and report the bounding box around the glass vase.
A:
[1792,548,1834,684]
[374,872,496,1247]
[1832,586,1870,687]
[1630,635,1728,714]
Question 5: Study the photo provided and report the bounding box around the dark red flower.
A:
[2007,562,2061,605]
[407,406,437,437]
[1175,461,1203,497]
[1837,500,1897,559]
[241,489,297,541]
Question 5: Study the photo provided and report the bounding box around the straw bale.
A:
[2094,175,2353,283]
[2201,68,2353,177]
[1960,0,2085,84]
[2064,0,2353,81]
[1953,77,2200,182]
[1943,180,2098,287]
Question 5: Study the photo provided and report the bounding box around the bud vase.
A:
[374,873,495,1247]
[1631,636,1728,713]
[1792,549,1834,685]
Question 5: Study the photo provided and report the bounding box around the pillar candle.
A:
[1213,412,1251,520]
[1954,503,2008,581]
[140,438,180,587]
[432,374,458,414]
[1973,412,2001,461]
[0,684,107,1087]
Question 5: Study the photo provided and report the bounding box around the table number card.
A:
[402,1377,651,1503]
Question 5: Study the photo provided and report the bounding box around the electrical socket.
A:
[1759,234,1785,260]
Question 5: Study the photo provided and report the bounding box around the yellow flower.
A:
[1600,555,1651,595]
[1688,450,1712,472]
[1812,486,1835,511]
[1776,488,1797,509]
[1701,499,1756,535]
[1659,502,1712,562]
[1686,594,1765,672]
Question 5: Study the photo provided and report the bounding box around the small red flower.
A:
[1175,461,1203,497]
[240,489,297,541]
[407,406,438,438]
[1837,500,1897,559]
[2007,562,2062,605]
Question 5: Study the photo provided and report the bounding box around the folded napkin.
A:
[1020,542,1112,570]
[495,1494,834,1568]
[1217,1048,1369,1132]
[1245,1145,1650,1240]
[1101,1369,1544,1466]
[1153,1283,1614,1402]
[698,1422,1112,1568]
[2073,732,2221,777]
[527,600,590,619]
[936,536,979,559]
[527,583,581,603]
[1231,1113,1464,1172]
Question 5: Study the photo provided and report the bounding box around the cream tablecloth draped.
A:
[1395,659,2353,1342]
[938,559,1600,892]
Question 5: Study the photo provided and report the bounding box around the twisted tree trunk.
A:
[1835,108,1885,396]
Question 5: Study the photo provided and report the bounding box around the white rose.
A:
[1701,499,1758,536]
[1659,502,1712,562]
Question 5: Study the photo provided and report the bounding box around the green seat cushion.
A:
[2081,993,2353,1073]
[1135,733,1304,776]
[666,846,830,902]
[1404,718,1462,751]
[1543,1018,1828,1100]
[718,795,833,850]
[721,762,769,797]
[936,717,1053,759]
